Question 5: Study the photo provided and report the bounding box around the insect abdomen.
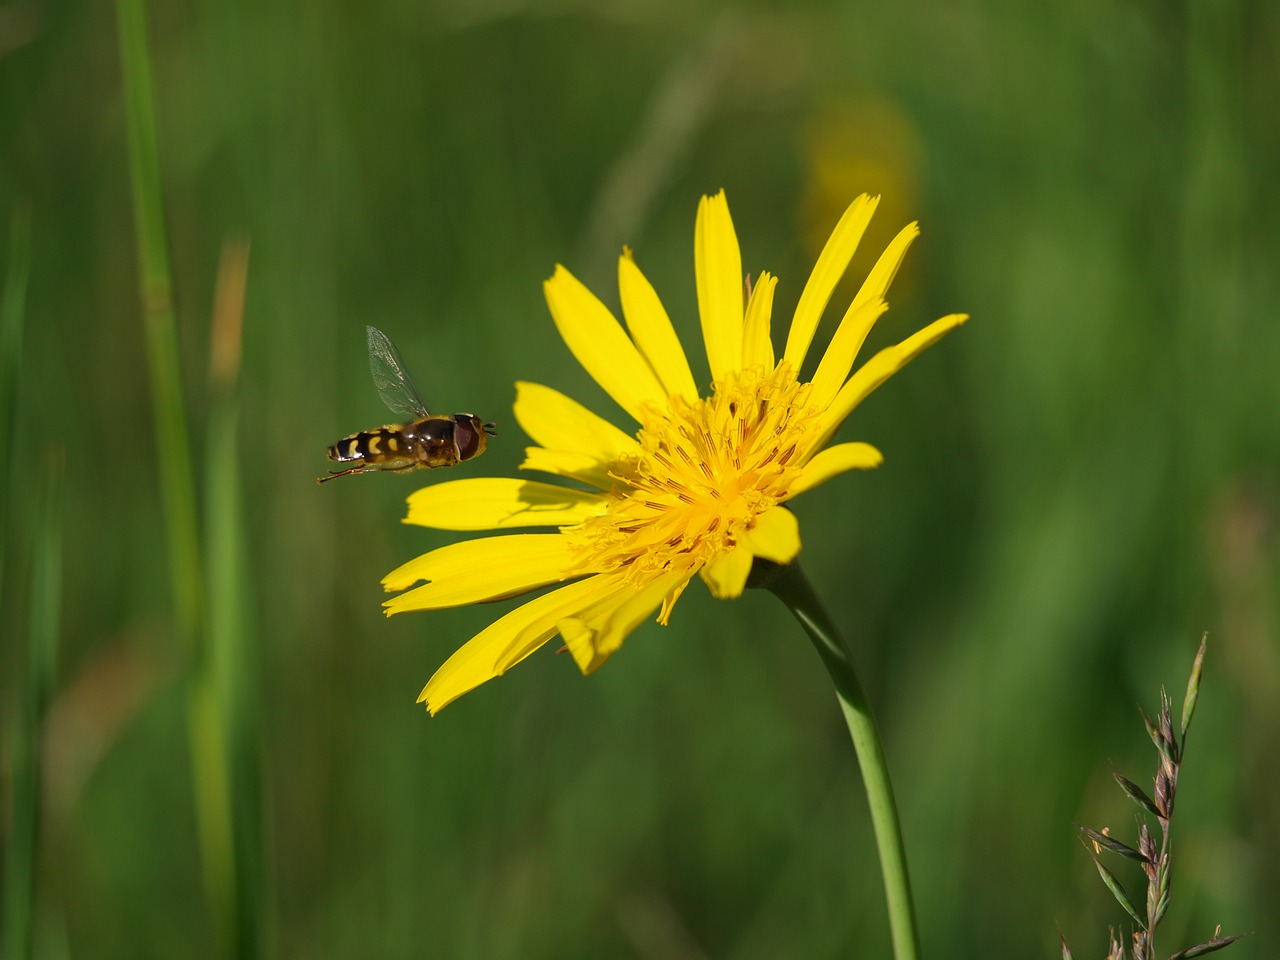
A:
[327,427,407,463]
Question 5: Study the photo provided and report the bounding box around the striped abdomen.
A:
[327,426,413,464]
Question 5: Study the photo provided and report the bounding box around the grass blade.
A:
[0,201,36,960]
[1,450,64,960]
[1167,934,1244,960]
[115,0,204,650]
[115,2,249,955]
[1113,773,1161,819]
[1082,841,1144,927]
[1075,824,1150,864]
[1057,924,1074,960]
[1181,634,1207,742]
[204,239,268,957]
[0,202,31,608]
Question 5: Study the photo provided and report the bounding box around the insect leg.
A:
[316,460,419,484]
[317,465,375,483]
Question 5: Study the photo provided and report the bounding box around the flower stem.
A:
[759,560,920,960]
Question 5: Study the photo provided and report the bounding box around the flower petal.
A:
[695,190,744,385]
[404,478,608,530]
[808,297,889,410]
[700,543,753,599]
[808,313,969,456]
[514,381,640,459]
[741,271,777,373]
[558,569,687,674]
[783,194,879,372]
[419,577,606,714]
[744,506,801,564]
[618,251,699,401]
[788,442,883,497]
[851,221,919,314]
[544,265,666,422]
[808,222,920,410]
[382,534,575,612]
[519,447,615,490]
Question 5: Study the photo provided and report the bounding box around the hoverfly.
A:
[317,326,495,483]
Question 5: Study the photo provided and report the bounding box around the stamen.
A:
[566,364,810,580]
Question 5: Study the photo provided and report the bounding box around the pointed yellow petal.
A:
[789,442,883,496]
[695,190,744,384]
[744,506,801,564]
[741,271,777,372]
[618,251,699,401]
[808,222,920,409]
[808,313,969,455]
[783,194,879,371]
[382,534,575,612]
[657,577,690,625]
[851,221,919,314]
[514,381,640,461]
[404,478,608,530]
[543,265,666,422]
[559,570,687,674]
[419,577,607,714]
[808,298,889,410]
[514,381,639,486]
[700,543,753,599]
[519,448,615,490]
[490,578,608,675]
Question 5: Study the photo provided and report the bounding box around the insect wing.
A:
[366,325,431,420]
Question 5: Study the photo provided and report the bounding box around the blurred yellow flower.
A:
[800,96,924,293]
[383,190,966,713]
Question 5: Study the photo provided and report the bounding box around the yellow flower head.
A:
[383,191,966,713]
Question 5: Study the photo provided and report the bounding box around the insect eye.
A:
[452,415,481,460]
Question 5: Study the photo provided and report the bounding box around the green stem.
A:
[760,561,920,960]
[116,3,244,956]
[116,0,204,653]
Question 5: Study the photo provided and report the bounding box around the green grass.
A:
[1,204,44,960]
[2,0,1277,957]
[116,2,259,955]
[0,203,30,611]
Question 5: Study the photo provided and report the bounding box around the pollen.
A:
[568,363,818,589]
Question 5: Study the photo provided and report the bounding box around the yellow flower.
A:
[383,191,966,713]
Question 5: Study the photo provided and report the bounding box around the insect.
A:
[318,326,495,483]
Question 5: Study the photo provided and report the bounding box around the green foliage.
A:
[2,1,1275,958]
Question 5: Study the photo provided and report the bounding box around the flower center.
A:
[568,363,819,588]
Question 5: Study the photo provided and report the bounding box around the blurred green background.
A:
[2,0,1277,957]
